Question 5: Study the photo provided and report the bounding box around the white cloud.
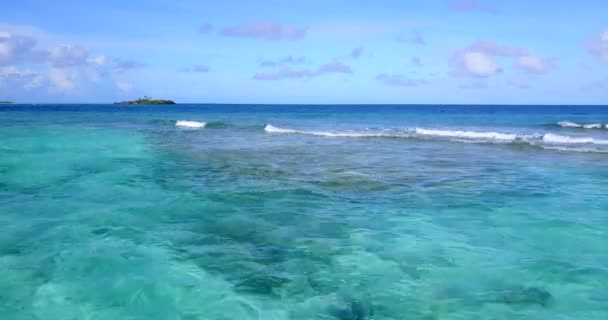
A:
[451,50,501,77]
[253,67,314,80]
[318,59,352,74]
[0,31,36,65]
[87,55,110,66]
[587,29,608,63]
[469,41,524,57]
[111,59,142,74]
[0,65,44,90]
[46,45,89,67]
[451,41,552,78]
[221,21,306,41]
[463,51,500,77]
[259,56,307,67]
[0,27,142,98]
[25,74,44,89]
[48,67,77,91]
[253,59,352,80]
[517,56,553,74]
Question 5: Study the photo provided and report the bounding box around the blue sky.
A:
[0,0,607,104]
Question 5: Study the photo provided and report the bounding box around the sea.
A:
[1,104,607,319]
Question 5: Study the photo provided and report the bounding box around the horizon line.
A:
[3,103,608,107]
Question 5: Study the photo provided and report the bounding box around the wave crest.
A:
[264,124,297,134]
[264,124,404,138]
[176,120,206,128]
[557,121,607,129]
[414,128,519,141]
[265,124,608,152]
[543,133,608,145]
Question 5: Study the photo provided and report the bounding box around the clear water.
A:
[1,104,607,319]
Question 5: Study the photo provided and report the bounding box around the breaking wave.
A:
[264,124,406,138]
[265,124,608,152]
[542,133,608,145]
[557,121,607,129]
[176,120,206,128]
[414,128,519,141]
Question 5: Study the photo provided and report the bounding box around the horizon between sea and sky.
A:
[0,0,607,105]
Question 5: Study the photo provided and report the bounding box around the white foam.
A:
[264,124,297,134]
[414,128,518,141]
[557,121,582,128]
[264,124,608,153]
[176,120,206,128]
[583,123,603,129]
[542,133,608,145]
[540,145,608,153]
[557,121,606,129]
[264,124,401,138]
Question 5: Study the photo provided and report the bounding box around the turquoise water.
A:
[1,105,607,319]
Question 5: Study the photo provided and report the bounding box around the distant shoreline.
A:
[114,97,175,105]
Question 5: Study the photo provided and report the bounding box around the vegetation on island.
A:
[114,96,176,105]
[0,101,14,104]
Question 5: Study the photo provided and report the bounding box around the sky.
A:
[0,0,607,104]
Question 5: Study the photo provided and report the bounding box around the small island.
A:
[114,96,175,105]
[0,101,14,104]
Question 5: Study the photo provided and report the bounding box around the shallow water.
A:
[1,104,607,319]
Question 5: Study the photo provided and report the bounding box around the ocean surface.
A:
[1,104,607,319]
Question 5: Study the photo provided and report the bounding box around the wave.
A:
[264,124,405,138]
[264,124,297,134]
[585,124,605,129]
[265,124,608,152]
[266,124,521,142]
[414,128,519,141]
[557,121,582,128]
[542,133,608,145]
[540,145,608,153]
[418,130,608,147]
[176,120,206,128]
[557,121,607,129]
